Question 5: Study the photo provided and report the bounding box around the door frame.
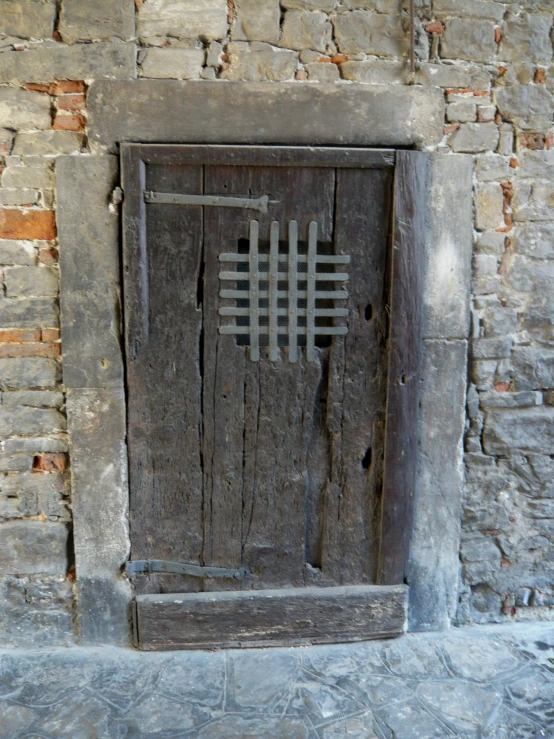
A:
[57,82,472,646]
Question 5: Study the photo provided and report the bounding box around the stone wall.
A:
[0,0,552,645]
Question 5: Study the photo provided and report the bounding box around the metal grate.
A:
[218,220,350,362]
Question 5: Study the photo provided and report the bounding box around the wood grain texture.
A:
[378,150,427,586]
[134,145,396,170]
[135,584,407,650]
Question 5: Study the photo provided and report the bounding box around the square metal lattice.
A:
[218,220,350,362]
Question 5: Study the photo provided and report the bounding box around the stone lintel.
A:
[87,81,445,152]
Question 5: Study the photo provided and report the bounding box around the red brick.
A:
[534,67,547,84]
[50,80,86,95]
[425,20,444,34]
[53,114,86,132]
[34,453,67,472]
[0,329,41,343]
[24,83,51,93]
[495,27,502,44]
[41,328,60,342]
[56,94,86,111]
[0,342,61,358]
[331,54,348,64]
[495,382,510,392]
[0,210,56,240]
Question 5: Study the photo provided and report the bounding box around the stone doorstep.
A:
[0,622,552,738]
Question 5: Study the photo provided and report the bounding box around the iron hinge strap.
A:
[143,190,270,213]
[125,559,248,580]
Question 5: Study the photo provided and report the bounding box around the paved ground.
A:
[0,622,553,738]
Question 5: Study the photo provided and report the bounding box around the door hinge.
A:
[143,190,270,213]
[125,559,248,580]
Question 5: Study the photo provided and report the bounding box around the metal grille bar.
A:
[218,220,350,362]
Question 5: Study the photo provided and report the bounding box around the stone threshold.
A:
[1,622,552,738]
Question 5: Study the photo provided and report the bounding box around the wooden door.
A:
[121,146,426,650]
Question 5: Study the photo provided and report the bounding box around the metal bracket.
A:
[125,559,248,580]
[143,191,270,213]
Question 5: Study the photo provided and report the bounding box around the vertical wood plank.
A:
[378,150,427,586]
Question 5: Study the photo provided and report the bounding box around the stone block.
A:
[476,154,510,182]
[59,0,135,43]
[0,574,74,647]
[220,43,298,81]
[67,388,129,577]
[12,131,85,156]
[409,339,467,631]
[0,470,68,520]
[0,520,67,575]
[4,436,68,453]
[333,11,407,56]
[481,304,519,337]
[449,122,499,153]
[481,390,542,408]
[2,390,63,407]
[306,62,340,81]
[4,266,57,298]
[0,407,65,436]
[518,150,554,179]
[137,0,228,42]
[495,85,554,131]
[473,337,512,359]
[513,346,554,391]
[57,156,124,389]
[513,224,554,259]
[77,577,132,646]
[0,357,60,389]
[88,81,445,151]
[475,183,504,231]
[283,0,337,8]
[441,18,496,63]
[342,0,401,8]
[0,453,34,472]
[140,48,205,80]
[446,101,477,123]
[280,10,332,52]
[0,241,36,266]
[423,154,473,340]
[0,189,41,207]
[340,59,404,84]
[483,408,554,455]
[434,0,505,22]
[0,89,51,131]
[476,231,506,256]
[500,12,553,64]
[415,62,490,90]
[0,297,58,328]
[513,181,554,222]
[2,166,54,189]
[0,43,137,84]
[233,0,281,43]
[0,0,56,39]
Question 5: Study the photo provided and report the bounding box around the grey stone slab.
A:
[59,0,135,43]
[87,80,445,152]
[0,520,67,575]
[0,88,51,131]
[0,42,137,84]
[77,577,132,647]
[0,297,58,328]
[0,357,60,389]
[137,0,228,42]
[66,388,129,578]
[57,156,124,389]
[422,154,473,340]
[408,340,467,631]
[0,0,56,39]
[483,407,554,455]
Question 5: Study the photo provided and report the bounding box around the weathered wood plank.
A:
[135,584,407,650]
[322,168,393,586]
[134,145,396,170]
[123,159,205,595]
[378,150,427,586]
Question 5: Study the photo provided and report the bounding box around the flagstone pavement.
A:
[1,622,553,738]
